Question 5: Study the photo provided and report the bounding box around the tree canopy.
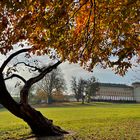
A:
[0,0,139,75]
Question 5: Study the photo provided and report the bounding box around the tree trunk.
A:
[76,98,79,102]
[87,95,91,103]
[47,94,53,104]
[1,98,68,136]
[0,73,68,137]
[19,104,68,136]
[82,95,85,104]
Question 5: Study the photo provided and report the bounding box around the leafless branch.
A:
[0,48,31,72]
[20,61,62,104]
[14,62,42,73]
[4,74,26,83]
[28,61,61,88]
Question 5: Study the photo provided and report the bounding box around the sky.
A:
[60,61,140,93]
[0,47,140,95]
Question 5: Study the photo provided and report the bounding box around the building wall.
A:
[96,83,135,101]
[133,83,140,103]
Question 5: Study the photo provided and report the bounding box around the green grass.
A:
[0,102,140,140]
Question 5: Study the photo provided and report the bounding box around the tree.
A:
[85,76,99,103]
[35,89,47,104]
[71,77,87,103]
[52,90,66,102]
[71,76,79,102]
[37,68,66,104]
[0,0,139,137]
[28,85,37,104]
[77,78,87,104]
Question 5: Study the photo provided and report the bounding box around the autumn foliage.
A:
[0,0,139,74]
[0,0,139,137]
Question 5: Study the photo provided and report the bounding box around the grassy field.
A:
[0,102,140,140]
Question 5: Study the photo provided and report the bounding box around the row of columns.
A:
[95,95,134,101]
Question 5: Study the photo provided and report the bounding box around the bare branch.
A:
[20,61,62,104]
[80,0,93,57]
[0,48,31,72]
[62,0,89,29]
[4,74,26,83]
[93,0,96,35]
[14,62,42,73]
[28,61,61,86]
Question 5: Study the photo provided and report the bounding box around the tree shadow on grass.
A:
[26,136,65,140]
[26,131,75,140]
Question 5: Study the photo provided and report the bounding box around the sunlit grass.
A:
[0,102,140,139]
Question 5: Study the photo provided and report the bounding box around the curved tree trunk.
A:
[0,50,67,137]
[0,72,68,136]
[19,104,68,136]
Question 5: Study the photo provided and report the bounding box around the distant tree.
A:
[71,77,79,102]
[35,89,47,104]
[28,85,36,104]
[71,76,99,103]
[77,78,87,104]
[71,77,87,103]
[52,91,65,102]
[37,68,66,104]
[85,76,99,103]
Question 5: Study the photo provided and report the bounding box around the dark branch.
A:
[80,0,93,57]
[20,61,62,104]
[27,61,61,87]
[0,48,31,72]
[14,62,42,73]
[4,74,26,83]
[93,0,96,35]
[71,0,89,18]
[63,0,89,29]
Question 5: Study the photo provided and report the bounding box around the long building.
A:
[94,82,140,103]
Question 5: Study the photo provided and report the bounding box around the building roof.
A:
[98,83,133,88]
[132,82,140,85]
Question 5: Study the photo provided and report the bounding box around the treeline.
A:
[12,67,99,105]
[13,68,67,104]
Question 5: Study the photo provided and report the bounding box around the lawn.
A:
[0,102,140,140]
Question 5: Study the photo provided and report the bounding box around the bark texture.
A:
[19,104,68,136]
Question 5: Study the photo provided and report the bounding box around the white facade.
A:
[95,82,140,103]
[133,83,140,103]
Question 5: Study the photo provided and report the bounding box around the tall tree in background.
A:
[71,77,87,103]
[71,76,79,102]
[0,0,139,137]
[35,89,47,104]
[85,76,99,103]
[37,68,66,104]
[77,78,87,104]
[71,76,98,103]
